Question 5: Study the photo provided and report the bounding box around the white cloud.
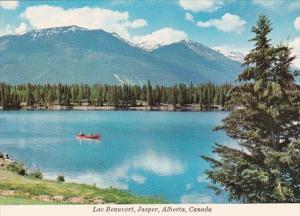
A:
[179,0,223,12]
[290,37,300,69]
[133,28,188,47]
[0,22,28,36]
[69,165,130,189]
[0,25,14,36]
[197,175,210,183]
[51,167,146,189]
[212,45,249,55]
[131,175,146,184]
[252,0,283,7]
[44,149,184,190]
[185,12,194,22]
[133,150,185,176]
[295,17,300,31]
[43,162,130,190]
[20,5,147,40]
[0,1,19,10]
[180,193,212,203]
[197,13,246,33]
[128,19,148,28]
[15,22,28,34]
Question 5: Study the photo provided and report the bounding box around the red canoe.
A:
[76,134,101,140]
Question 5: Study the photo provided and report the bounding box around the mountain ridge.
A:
[0,26,242,85]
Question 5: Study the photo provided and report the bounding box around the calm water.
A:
[0,111,234,203]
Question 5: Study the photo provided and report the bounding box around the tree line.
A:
[0,82,232,109]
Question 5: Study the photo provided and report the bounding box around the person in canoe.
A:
[76,132,101,140]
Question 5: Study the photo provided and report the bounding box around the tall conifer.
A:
[202,16,300,203]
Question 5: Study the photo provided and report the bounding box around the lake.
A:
[0,111,234,203]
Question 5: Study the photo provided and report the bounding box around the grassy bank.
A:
[0,163,166,205]
[0,169,166,204]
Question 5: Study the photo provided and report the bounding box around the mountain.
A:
[136,38,161,51]
[212,47,245,63]
[151,40,242,83]
[0,26,242,85]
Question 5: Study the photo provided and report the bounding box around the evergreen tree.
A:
[202,16,300,203]
[146,80,154,106]
[168,86,178,108]
[26,84,35,106]
[178,84,187,105]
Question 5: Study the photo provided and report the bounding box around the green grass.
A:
[0,169,166,205]
[0,196,55,204]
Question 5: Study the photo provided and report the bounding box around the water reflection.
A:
[76,138,101,144]
[49,149,185,190]
[132,149,185,176]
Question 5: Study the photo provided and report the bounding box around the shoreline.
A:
[0,104,226,112]
[0,152,166,204]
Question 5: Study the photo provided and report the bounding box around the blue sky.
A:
[0,0,299,65]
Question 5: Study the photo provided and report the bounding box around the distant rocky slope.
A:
[0,26,242,85]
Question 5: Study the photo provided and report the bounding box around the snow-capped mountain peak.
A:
[111,32,137,48]
[212,47,245,63]
[181,40,207,50]
[29,26,87,40]
[136,38,161,52]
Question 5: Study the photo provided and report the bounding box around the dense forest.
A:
[0,82,232,110]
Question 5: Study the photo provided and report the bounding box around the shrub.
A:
[57,175,65,183]
[7,162,26,176]
[29,170,43,179]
